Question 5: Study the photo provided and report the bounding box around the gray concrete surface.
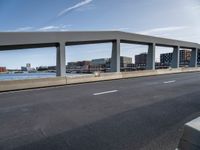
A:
[0,68,200,92]
[0,77,67,92]
[110,40,120,72]
[0,72,200,150]
[146,43,156,70]
[189,48,198,68]
[1,31,200,76]
[178,117,200,150]
[171,46,180,68]
[56,42,66,76]
[1,31,199,49]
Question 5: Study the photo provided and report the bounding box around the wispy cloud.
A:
[6,27,34,32]
[99,27,129,31]
[76,3,95,12]
[38,25,71,31]
[191,5,200,10]
[5,25,71,32]
[138,26,189,36]
[57,0,93,17]
[111,27,129,31]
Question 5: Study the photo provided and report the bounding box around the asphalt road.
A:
[0,72,200,150]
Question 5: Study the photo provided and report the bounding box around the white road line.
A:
[93,90,118,96]
[163,80,176,84]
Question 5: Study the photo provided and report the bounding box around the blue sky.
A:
[0,0,200,69]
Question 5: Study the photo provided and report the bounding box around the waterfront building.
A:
[91,58,110,72]
[66,61,92,73]
[91,56,133,70]
[37,66,48,71]
[135,53,147,69]
[91,58,110,66]
[21,63,35,71]
[67,61,91,68]
[160,53,173,66]
[120,56,132,68]
[179,50,191,66]
[66,56,132,73]
[21,66,27,71]
[0,67,7,73]
[135,53,147,66]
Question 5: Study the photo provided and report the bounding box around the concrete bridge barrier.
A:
[178,117,200,150]
[0,77,66,92]
[66,72,123,84]
[0,68,200,92]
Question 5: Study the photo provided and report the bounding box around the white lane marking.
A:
[93,90,118,96]
[163,80,176,84]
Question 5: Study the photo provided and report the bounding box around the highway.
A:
[0,72,200,150]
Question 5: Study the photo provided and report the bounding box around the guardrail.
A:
[0,67,200,92]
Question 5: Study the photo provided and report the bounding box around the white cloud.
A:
[57,0,93,17]
[6,27,33,32]
[4,25,71,32]
[99,27,129,31]
[75,3,95,12]
[191,5,200,10]
[111,27,129,31]
[137,26,189,36]
[38,25,70,31]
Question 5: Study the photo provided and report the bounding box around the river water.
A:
[0,73,91,81]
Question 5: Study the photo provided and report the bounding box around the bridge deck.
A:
[0,72,200,150]
[0,31,199,50]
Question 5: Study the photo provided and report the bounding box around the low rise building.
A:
[37,66,48,71]
[160,53,173,66]
[91,58,110,72]
[135,53,147,67]
[66,61,92,73]
[0,67,7,73]
[67,61,91,68]
[66,56,133,73]
[180,50,191,66]
[91,58,110,66]
[120,56,132,68]
[21,63,35,71]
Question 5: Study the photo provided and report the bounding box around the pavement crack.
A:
[39,129,47,137]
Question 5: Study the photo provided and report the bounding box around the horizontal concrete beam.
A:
[0,43,57,51]
[0,31,199,50]
[1,68,200,92]
[117,31,200,49]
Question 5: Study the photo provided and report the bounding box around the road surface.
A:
[0,72,200,150]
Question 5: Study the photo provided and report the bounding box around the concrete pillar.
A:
[198,49,200,66]
[189,48,198,67]
[146,43,155,70]
[171,46,180,68]
[111,39,120,72]
[56,42,66,77]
